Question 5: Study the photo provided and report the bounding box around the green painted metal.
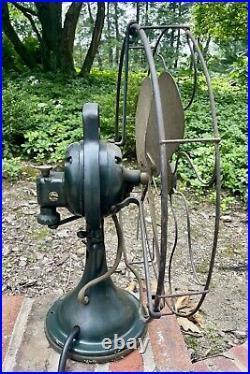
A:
[36,104,142,227]
[36,103,146,361]
[45,223,146,361]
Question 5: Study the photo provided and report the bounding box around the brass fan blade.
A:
[135,71,184,191]
[145,72,185,176]
[135,76,152,172]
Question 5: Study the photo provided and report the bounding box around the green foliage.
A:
[2,70,142,161]
[23,36,40,59]
[2,70,247,203]
[230,55,248,85]
[192,2,248,43]
[192,2,248,77]
[2,33,24,72]
[176,75,247,203]
[2,157,23,180]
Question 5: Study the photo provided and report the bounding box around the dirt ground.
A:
[2,178,248,362]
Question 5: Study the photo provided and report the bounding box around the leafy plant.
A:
[2,157,23,180]
[2,70,247,204]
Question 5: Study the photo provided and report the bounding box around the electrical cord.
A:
[58,326,80,372]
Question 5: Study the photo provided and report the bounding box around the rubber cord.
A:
[58,326,80,372]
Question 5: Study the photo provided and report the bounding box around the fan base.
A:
[45,280,147,363]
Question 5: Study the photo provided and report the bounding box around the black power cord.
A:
[58,326,80,372]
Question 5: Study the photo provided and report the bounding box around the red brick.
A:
[230,344,248,370]
[109,350,143,372]
[193,360,210,371]
[206,356,243,372]
[2,294,24,363]
[66,360,96,372]
[148,305,192,372]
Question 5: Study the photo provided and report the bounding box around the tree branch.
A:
[11,2,37,17]
[12,3,42,43]
[87,3,94,24]
[2,3,36,68]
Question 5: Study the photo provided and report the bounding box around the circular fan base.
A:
[45,282,147,363]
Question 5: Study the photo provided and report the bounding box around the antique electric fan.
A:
[36,22,220,371]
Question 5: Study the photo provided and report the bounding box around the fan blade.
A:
[145,71,185,176]
[135,76,152,173]
[135,72,184,181]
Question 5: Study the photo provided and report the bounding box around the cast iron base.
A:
[45,280,147,362]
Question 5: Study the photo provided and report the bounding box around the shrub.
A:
[2,70,247,203]
[2,157,23,180]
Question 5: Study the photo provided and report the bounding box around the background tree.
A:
[2,2,247,75]
[79,2,105,77]
[192,2,248,64]
[2,2,105,75]
[2,3,37,69]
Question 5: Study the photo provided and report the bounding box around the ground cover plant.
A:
[2,69,247,204]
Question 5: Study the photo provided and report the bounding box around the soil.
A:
[2,178,248,362]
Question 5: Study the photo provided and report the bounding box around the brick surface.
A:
[2,293,248,372]
[109,350,144,372]
[2,294,24,363]
[230,344,248,370]
[193,360,210,372]
[193,346,248,373]
[148,306,193,372]
[206,355,243,372]
[13,294,57,372]
[66,360,96,372]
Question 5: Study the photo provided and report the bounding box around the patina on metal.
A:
[35,21,221,370]
[36,103,148,363]
[114,22,220,316]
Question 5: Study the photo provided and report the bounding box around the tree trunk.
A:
[80,3,105,77]
[136,3,140,23]
[174,3,182,68]
[114,3,120,65]
[170,2,176,49]
[87,3,94,23]
[87,3,103,70]
[174,29,181,68]
[203,35,211,62]
[145,2,149,25]
[61,2,83,73]
[35,3,62,71]
[107,3,113,67]
[2,3,36,69]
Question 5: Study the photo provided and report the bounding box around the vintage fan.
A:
[35,22,220,371]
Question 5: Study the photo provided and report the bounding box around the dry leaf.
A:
[189,312,205,328]
[177,317,201,334]
[175,296,191,311]
[126,280,137,293]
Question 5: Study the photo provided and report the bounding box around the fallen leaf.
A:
[189,312,205,328]
[126,280,137,293]
[177,317,201,334]
[175,295,192,311]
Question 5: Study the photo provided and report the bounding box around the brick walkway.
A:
[2,294,248,372]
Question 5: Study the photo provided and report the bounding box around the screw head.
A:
[83,295,89,305]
